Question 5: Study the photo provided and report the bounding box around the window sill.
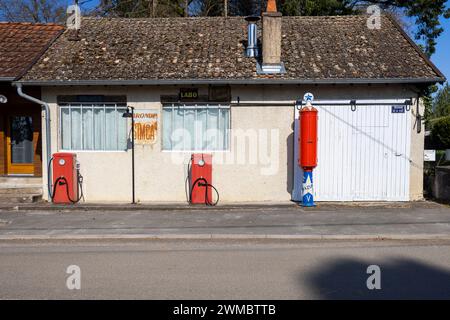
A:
[58,150,128,153]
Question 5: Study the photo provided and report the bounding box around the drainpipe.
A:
[13,83,52,198]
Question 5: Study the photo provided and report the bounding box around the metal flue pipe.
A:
[245,16,260,58]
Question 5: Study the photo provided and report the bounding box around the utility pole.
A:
[224,0,228,17]
[185,0,189,17]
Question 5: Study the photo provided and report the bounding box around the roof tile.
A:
[20,16,443,82]
[0,22,64,79]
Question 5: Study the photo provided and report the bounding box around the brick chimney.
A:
[259,0,285,74]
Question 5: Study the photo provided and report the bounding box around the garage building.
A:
[14,5,445,203]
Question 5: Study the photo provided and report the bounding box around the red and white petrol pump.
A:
[298,93,318,207]
[51,152,83,204]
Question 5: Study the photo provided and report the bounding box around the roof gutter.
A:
[13,83,52,199]
[13,77,446,86]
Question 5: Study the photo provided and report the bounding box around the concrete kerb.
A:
[0,203,299,212]
[0,201,439,213]
[1,233,450,241]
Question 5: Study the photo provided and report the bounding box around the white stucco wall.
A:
[39,84,424,203]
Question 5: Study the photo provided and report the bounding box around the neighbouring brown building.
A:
[0,22,63,177]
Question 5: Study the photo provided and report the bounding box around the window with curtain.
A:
[162,103,230,151]
[59,103,128,151]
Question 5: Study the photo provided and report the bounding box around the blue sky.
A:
[77,0,449,82]
[431,14,450,83]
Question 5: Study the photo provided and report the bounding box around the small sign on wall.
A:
[392,105,406,113]
[424,150,436,162]
[134,109,159,145]
[180,88,198,101]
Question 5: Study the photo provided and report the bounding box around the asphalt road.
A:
[1,239,450,299]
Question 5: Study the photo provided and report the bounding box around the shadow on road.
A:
[303,257,450,299]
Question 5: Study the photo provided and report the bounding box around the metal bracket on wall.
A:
[350,100,357,112]
[415,97,422,134]
[405,98,412,111]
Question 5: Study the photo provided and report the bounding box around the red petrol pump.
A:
[189,153,219,206]
[51,153,83,204]
[298,93,318,207]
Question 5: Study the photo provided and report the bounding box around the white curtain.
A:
[104,108,116,150]
[206,108,219,150]
[71,107,82,150]
[220,108,229,150]
[61,108,71,150]
[94,107,104,150]
[184,108,195,150]
[162,104,230,151]
[82,107,94,150]
[196,108,207,150]
[61,104,127,151]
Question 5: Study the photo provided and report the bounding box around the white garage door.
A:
[293,100,411,202]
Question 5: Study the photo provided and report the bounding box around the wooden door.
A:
[6,115,35,175]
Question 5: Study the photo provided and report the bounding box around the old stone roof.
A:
[20,15,445,84]
[0,22,64,80]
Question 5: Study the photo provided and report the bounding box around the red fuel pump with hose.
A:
[49,153,84,204]
[188,154,219,206]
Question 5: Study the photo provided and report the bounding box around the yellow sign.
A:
[180,88,198,100]
[133,110,158,145]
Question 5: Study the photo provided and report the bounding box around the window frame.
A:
[58,102,128,152]
[161,103,231,152]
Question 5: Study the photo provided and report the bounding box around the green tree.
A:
[432,116,450,148]
[433,83,450,118]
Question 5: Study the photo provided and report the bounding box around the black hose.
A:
[189,177,219,206]
[47,157,54,199]
[51,173,83,204]
[185,159,192,203]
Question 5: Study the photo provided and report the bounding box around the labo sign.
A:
[133,110,158,145]
[180,88,198,100]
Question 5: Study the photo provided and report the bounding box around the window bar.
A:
[182,104,185,151]
[171,103,174,150]
[205,104,208,151]
[59,107,63,150]
[217,104,221,151]
[70,104,73,150]
[80,105,84,150]
[92,104,95,150]
[194,105,198,151]
[103,104,106,151]
[114,103,120,150]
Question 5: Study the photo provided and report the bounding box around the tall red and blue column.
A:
[299,93,318,207]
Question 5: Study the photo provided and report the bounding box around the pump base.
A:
[301,170,315,207]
